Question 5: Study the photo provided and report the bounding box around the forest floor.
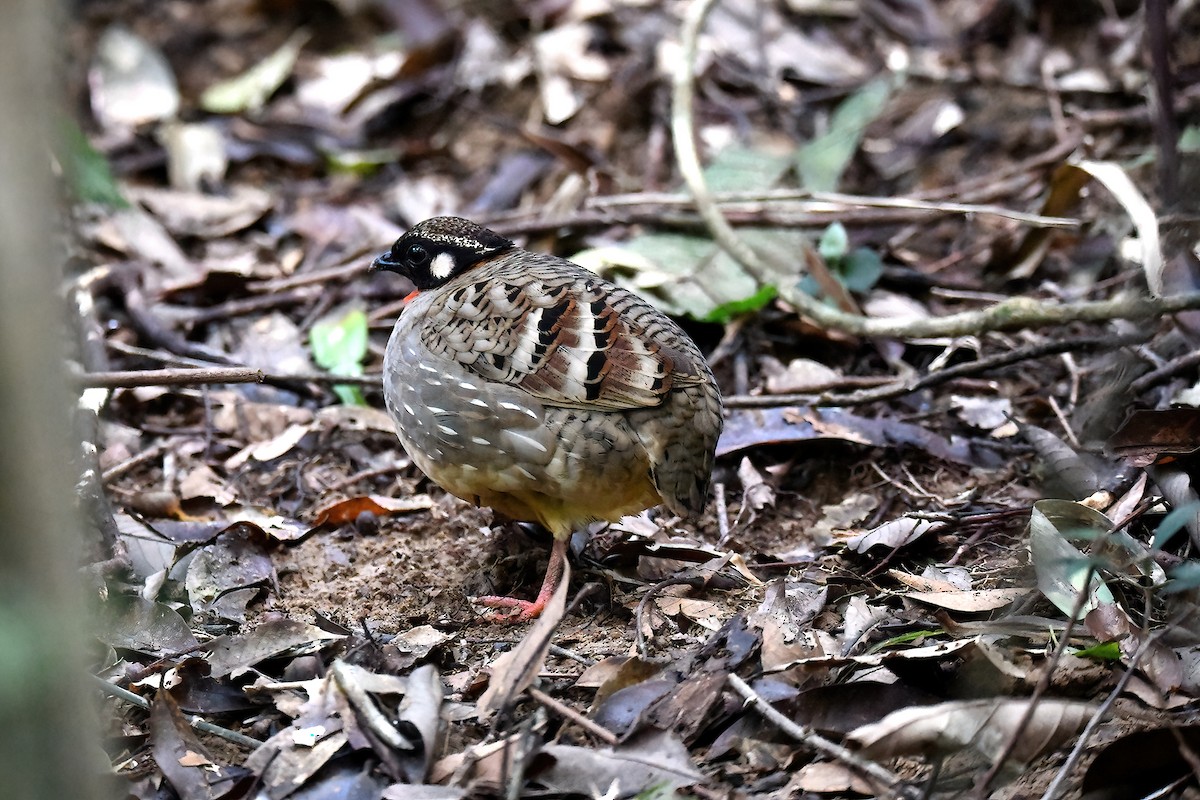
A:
[69,1,1200,798]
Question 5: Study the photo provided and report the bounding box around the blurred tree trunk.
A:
[0,2,107,798]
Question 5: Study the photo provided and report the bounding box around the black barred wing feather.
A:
[419,253,707,412]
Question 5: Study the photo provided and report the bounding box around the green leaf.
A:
[703,145,793,193]
[1164,561,1200,594]
[310,307,368,406]
[1152,501,1200,550]
[569,144,808,321]
[575,228,802,321]
[840,248,884,293]
[868,629,945,652]
[818,221,849,262]
[702,284,777,323]
[331,385,366,406]
[796,76,897,191]
[326,147,403,177]
[1072,641,1121,661]
[201,30,309,113]
[1180,125,1200,153]
[58,119,127,207]
[1029,500,1116,620]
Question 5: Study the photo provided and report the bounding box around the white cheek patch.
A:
[430,252,456,280]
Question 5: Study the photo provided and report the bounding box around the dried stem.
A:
[93,675,261,749]
[727,673,916,799]
[722,330,1150,409]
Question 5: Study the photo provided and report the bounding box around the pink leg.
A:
[473,538,568,624]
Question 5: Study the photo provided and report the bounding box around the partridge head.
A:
[372,216,723,622]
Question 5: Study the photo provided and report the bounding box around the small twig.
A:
[1047,394,1081,449]
[722,331,1149,409]
[330,661,414,750]
[105,339,229,369]
[76,366,383,389]
[714,482,731,546]
[93,674,261,749]
[70,272,123,558]
[482,202,1061,238]
[76,366,264,389]
[101,440,169,483]
[1146,0,1179,206]
[323,464,410,493]
[727,673,915,799]
[185,286,317,325]
[918,129,1082,203]
[588,189,1081,229]
[547,644,596,667]
[527,686,619,746]
[1131,348,1200,394]
[977,498,1160,792]
[111,267,237,365]
[248,252,371,294]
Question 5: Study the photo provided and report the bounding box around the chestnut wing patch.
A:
[423,276,690,411]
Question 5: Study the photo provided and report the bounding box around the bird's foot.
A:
[472,537,568,624]
[472,594,546,624]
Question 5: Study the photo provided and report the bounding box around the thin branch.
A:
[76,366,264,388]
[75,366,384,389]
[671,0,1200,339]
[101,440,169,483]
[723,330,1150,409]
[588,189,1081,229]
[916,134,1082,202]
[527,686,620,746]
[1146,0,1179,206]
[92,674,262,750]
[482,205,972,236]
[1130,347,1200,393]
[726,673,915,799]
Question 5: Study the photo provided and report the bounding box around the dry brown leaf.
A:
[839,515,946,553]
[428,733,524,790]
[760,355,841,393]
[904,588,1028,612]
[848,698,1096,764]
[205,618,344,679]
[654,595,723,631]
[89,24,180,129]
[736,457,776,511]
[244,728,349,798]
[536,729,703,796]
[311,494,435,526]
[126,185,273,238]
[224,422,313,470]
[793,761,875,794]
[150,691,238,800]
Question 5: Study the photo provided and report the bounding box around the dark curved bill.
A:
[370,252,401,272]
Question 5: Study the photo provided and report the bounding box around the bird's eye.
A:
[407,244,429,264]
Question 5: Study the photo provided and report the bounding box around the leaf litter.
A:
[66,0,1200,797]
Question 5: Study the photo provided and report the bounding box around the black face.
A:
[371,216,514,291]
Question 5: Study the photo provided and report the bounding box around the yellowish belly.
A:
[425,459,662,538]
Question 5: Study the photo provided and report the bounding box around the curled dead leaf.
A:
[848,698,1095,764]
